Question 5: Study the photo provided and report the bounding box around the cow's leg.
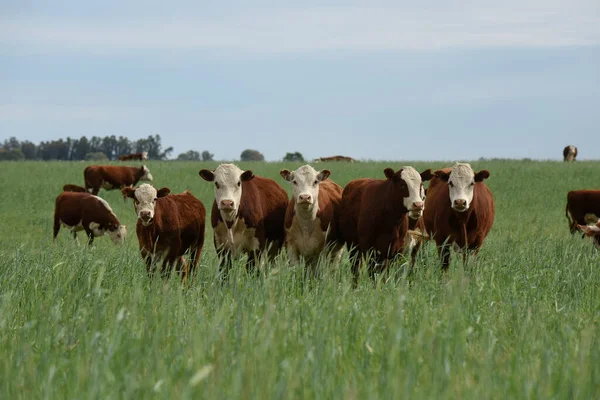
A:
[53,214,61,243]
[83,227,95,246]
[349,247,361,287]
[286,242,300,265]
[246,251,258,276]
[218,249,233,281]
[438,244,451,270]
[188,234,205,280]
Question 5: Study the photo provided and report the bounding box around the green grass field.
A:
[1,160,599,399]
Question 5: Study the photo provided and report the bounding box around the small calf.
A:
[53,192,127,245]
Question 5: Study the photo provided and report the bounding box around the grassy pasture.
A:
[0,159,599,399]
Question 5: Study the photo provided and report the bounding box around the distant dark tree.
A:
[0,149,25,161]
[177,150,201,161]
[85,152,109,161]
[89,136,102,153]
[2,137,21,151]
[116,136,132,158]
[71,136,91,160]
[201,151,214,161]
[240,149,265,162]
[134,134,173,160]
[283,152,304,162]
[21,141,37,160]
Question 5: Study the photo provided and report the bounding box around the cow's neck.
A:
[220,210,239,229]
[453,208,474,246]
[294,203,319,233]
[134,167,145,180]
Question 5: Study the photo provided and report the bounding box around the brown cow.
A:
[199,164,288,276]
[84,165,153,197]
[423,163,495,270]
[53,192,127,245]
[315,155,356,163]
[280,165,344,275]
[122,184,206,282]
[118,152,148,161]
[63,184,87,193]
[563,145,578,162]
[339,166,432,283]
[565,190,600,233]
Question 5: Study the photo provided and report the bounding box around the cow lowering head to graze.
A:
[423,163,495,270]
[565,190,600,234]
[53,192,127,245]
[199,164,288,277]
[338,166,432,284]
[118,152,149,161]
[315,155,356,163]
[280,165,344,275]
[84,165,153,197]
[577,222,600,249]
[63,184,87,193]
[563,145,578,162]
[122,184,206,282]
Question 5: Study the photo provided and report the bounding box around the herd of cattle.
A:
[53,145,597,283]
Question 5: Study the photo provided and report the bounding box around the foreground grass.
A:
[0,160,599,399]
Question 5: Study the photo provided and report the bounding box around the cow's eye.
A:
[313,180,318,186]
[215,182,220,189]
[153,198,157,202]
[448,181,454,187]
[237,181,241,187]
[293,180,297,185]
[470,182,475,187]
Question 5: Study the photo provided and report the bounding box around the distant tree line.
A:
[0,135,173,161]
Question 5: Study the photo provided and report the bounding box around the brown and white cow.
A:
[84,165,153,197]
[423,163,495,270]
[53,191,127,245]
[118,152,148,161]
[338,166,432,283]
[122,184,206,282]
[199,164,288,275]
[63,183,87,193]
[563,145,578,162]
[280,165,344,275]
[315,155,356,163]
[565,190,600,233]
[577,222,600,249]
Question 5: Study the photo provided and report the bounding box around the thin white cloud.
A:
[1,3,599,54]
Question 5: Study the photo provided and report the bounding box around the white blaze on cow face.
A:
[133,184,158,226]
[399,167,426,220]
[281,165,330,217]
[438,163,492,212]
[200,164,254,222]
[142,151,148,160]
[140,166,153,182]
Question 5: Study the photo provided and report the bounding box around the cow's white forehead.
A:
[450,163,474,179]
[400,166,421,182]
[214,164,243,183]
[135,184,157,202]
[294,165,318,181]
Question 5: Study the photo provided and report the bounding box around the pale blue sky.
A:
[1,1,599,161]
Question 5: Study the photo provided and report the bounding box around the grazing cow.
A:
[118,152,149,161]
[315,155,356,163]
[53,192,127,245]
[199,164,288,275]
[84,165,153,196]
[563,145,578,162]
[423,163,495,270]
[63,184,87,193]
[565,190,600,233]
[577,222,600,249]
[122,184,206,282]
[280,165,344,274]
[339,166,432,283]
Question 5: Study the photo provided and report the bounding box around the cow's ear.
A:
[317,169,331,182]
[157,187,171,198]
[435,170,450,182]
[474,170,490,182]
[280,169,292,181]
[199,169,215,182]
[241,170,255,181]
[122,187,136,199]
[420,169,433,182]
[384,168,395,180]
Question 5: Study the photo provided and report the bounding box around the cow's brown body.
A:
[119,152,148,161]
[208,176,288,273]
[423,173,495,270]
[563,145,578,162]
[84,165,150,196]
[53,192,123,245]
[315,155,356,162]
[284,179,344,268]
[565,190,600,233]
[338,170,429,282]
[63,184,87,193]
[129,190,206,281]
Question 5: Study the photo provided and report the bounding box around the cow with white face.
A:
[280,165,344,272]
[129,184,171,225]
[199,164,288,275]
[423,162,495,270]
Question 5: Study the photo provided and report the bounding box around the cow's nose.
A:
[454,199,467,208]
[413,201,424,210]
[220,200,234,209]
[299,194,312,202]
[140,211,151,220]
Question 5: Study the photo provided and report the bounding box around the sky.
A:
[1,0,599,161]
